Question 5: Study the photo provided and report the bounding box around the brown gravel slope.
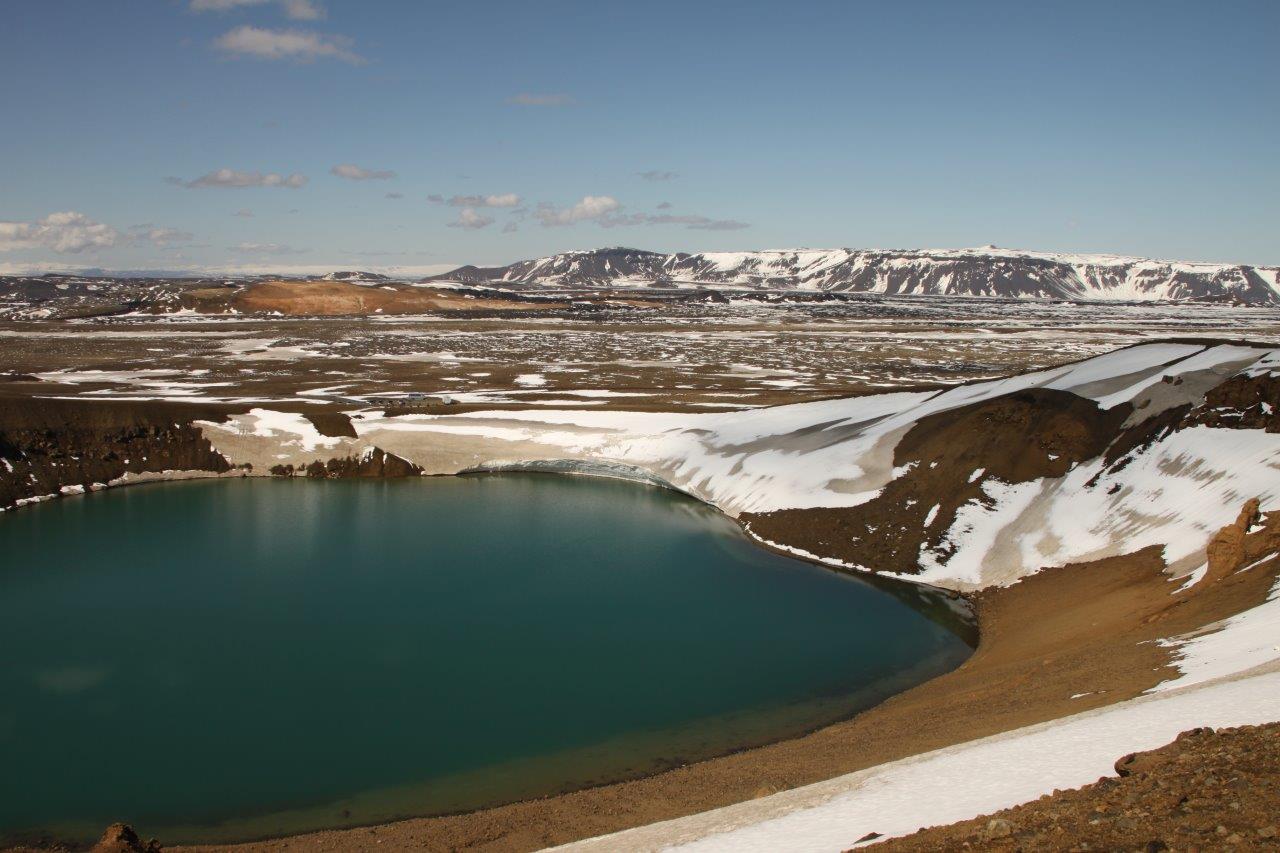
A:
[864,723,1280,852]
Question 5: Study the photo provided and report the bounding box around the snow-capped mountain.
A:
[322,270,391,283]
[426,246,1280,304]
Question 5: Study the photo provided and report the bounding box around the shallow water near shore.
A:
[0,475,972,844]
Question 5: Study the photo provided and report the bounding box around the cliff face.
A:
[0,398,237,510]
[0,401,424,512]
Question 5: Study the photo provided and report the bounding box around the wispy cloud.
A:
[638,170,678,182]
[535,196,620,227]
[191,0,325,21]
[0,211,118,254]
[600,212,751,231]
[330,163,396,181]
[506,93,574,107]
[519,196,749,231]
[128,225,196,246]
[168,168,308,189]
[431,193,521,208]
[213,25,362,64]
[448,209,495,230]
[231,241,309,255]
[652,214,750,231]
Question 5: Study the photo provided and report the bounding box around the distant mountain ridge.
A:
[426,246,1280,304]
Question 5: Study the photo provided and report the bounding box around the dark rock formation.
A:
[305,447,423,478]
[303,411,358,438]
[0,399,235,511]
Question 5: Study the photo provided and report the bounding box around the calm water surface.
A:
[0,476,972,843]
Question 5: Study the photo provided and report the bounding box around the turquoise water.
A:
[0,476,972,844]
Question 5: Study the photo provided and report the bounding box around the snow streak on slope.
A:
[427,247,1280,304]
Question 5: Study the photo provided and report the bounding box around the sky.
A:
[1,0,1277,275]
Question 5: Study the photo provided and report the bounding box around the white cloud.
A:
[171,168,308,189]
[213,25,362,64]
[281,0,324,20]
[535,195,620,227]
[331,163,396,181]
[0,212,119,254]
[435,193,521,208]
[448,208,495,230]
[190,0,325,21]
[506,93,574,107]
[231,241,309,255]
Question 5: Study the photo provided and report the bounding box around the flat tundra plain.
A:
[4,296,1279,410]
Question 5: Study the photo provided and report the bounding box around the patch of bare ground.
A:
[861,723,1280,852]
[181,281,566,315]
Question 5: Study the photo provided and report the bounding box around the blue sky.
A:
[1,0,1277,274]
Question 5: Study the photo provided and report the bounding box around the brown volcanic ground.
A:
[179,280,565,315]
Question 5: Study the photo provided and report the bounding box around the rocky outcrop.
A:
[303,411,358,439]
[305,447,422,478]
[1203,498,1280,585]
[90,823,161,853]
[1188,371,1280,432]
[268,447,423,479]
